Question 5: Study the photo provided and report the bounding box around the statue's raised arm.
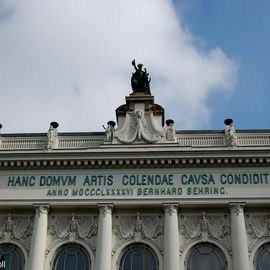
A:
[132,59,137,71]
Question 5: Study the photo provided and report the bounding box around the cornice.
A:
[1,141,270,170]
[0,153,270,170]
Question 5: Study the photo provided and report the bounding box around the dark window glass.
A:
[0,244,24,270]
[255,242,270,270]
[187,243,227,270]
[119,244,158,270]
[52,244,90,270]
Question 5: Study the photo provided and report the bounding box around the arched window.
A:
[119,244,158,270]
[0,243,25,270]
[52,244,90,270]
[255,242,270,270]
[186,243,227,270]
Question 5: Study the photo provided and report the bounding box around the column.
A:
[95,204,113,270]
[28,205,49,270]
[164,204,180,270]
[230,203,250,270]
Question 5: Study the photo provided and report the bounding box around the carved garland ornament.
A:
[47,213,98,255]
[0,213,33,253]
[179,212,231,255]
[112,213,163,254]
[246,214,270,253]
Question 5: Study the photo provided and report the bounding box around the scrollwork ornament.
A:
[113,111,163,144]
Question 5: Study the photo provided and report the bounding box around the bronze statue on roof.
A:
[131,59,151,94]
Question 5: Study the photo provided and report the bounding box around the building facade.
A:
[1,90,270,270]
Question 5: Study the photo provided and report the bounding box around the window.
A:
[119,244,158,270]
[0,244,24,270]
[255,242,270,270]
[186,243,227,270]
[52,244,90,270]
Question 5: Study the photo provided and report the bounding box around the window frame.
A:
[254,242,270,270]
[0,243,25,270]
[185,242,227,270]
[119,243,159,270]
[51,243,91,270]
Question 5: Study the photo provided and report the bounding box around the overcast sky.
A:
[0,0,269,133]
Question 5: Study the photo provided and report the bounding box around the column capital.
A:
[33,204,50,216]
[98,204,113,216]
[229,202,245,215]
[163,203,178,216]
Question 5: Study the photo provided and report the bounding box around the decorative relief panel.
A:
[179,212,231,256]
[0,213,33,253]
[246,213,270,253]
[112,213,163,254]
[46,213,98,255]
[113,111,164,144]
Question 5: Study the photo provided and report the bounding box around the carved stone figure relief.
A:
[0,213,33,253]
[112,213,163,254]
[246,213,270,253]
[46,213,98,255]
[179,212,231,256]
